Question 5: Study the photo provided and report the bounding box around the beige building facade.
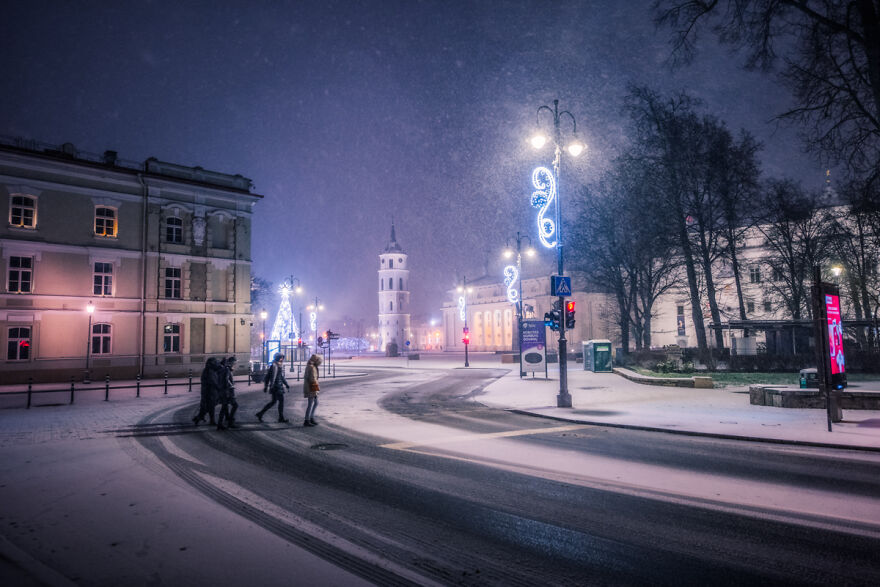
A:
[0,138,261,383]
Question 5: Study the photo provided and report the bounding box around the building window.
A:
[388,277,393,290]
[749,267,761,283]
[165,267,181,299]
[764,301,772,313]
[399,278,403,290]
[7,256,33,293]
[10,195,36,228]
[771,267,784,281]
[166,216,183,243]
[91,323,111,354]
[380,279,384,291]
[163,324,180,352]
[95,207,117,237]
[747,301,755,314]
[389,259,393,268]
[389,301,393,311]
[93,262,113,296]
[7,327,31,360]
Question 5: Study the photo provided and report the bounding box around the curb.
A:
[506,408,880,453]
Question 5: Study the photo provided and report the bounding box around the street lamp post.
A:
[307,297,324,357]
[504,232,535,378]
[531,99,585,408]
[457,278,473,367]
[259,309,268,365]
[85,301,94,383]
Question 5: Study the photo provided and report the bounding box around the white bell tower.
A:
[378,222,411,352]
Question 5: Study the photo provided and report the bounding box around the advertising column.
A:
[520,320,547,377]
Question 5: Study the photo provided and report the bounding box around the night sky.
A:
[1,0,815,326]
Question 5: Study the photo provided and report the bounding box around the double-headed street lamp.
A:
[457,278,473,367]
[503,232,536,378]
[531,99,585,408]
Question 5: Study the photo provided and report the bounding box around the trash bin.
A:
[799,367,818,389]
[583,340,613,372]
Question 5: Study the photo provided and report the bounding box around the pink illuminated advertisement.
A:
[825,294,845,375]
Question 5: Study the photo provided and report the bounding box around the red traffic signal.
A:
[462,332,470,345]
[566,301,575,313]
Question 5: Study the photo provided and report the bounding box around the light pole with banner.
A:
[503,232,535,377]
[457,277,473,367]
[530,98,585,407]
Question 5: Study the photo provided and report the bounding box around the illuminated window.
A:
[163,324,180,352]
[91,323,111,354]
[165,267,181,299]
[7,256,32,293]
[9,195,36,228]
[93,262,113,296]
[7,327,31,360]
[95,207,117,237]
[166,216,183,243]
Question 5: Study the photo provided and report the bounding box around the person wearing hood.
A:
[216,356,239,430]
[193,357,220,426]
[303,354,322,427]
[257,353,290,423]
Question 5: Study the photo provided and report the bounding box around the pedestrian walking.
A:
[303,354,322,427]
[193,357,220,426]
[216,356,239,430]
[256,353,290,423]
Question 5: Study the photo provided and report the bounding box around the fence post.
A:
[188,368,193,392]
[164,370,168,395]
[104,374,110,401]
[70,376,75,405]
[248,363,252,387]
[27,377,32,409]
[136,373,141,398]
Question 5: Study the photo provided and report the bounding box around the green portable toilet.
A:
[583,339,613,372]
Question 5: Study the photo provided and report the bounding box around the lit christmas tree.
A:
[269,282,298,342]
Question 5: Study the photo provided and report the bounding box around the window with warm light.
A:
[7,326,31,360]
[9,195,36,228]
[95,206,117,237]
[91,323,112,354]
[7,256,32,293]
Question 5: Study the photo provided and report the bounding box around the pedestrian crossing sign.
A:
[551,275,572,296]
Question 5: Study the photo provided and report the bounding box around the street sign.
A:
[328,330,340,340]
[550,275,571,296]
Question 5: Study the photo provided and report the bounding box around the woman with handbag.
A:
[303,354,322,427]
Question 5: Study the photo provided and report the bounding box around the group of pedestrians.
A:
[193,356,239,430]
[195,352,322,429]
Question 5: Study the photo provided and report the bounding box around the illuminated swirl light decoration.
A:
[503,265,519,304]
[309,311,317,332]
[531,166,556,248]
[458,296,466,321]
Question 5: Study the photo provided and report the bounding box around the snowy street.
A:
[2,357,880,585]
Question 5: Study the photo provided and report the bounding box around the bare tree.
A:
[654,0,880,185]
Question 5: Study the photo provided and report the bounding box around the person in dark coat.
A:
[303,354,322,427]
[193,357,220,426]
[216,356,239,430]
[256,353,290,423]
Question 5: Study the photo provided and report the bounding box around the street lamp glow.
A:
[566,139,585,157]
[503,248,514,259]
[530,132,547,149]
[525,247,536,257]
[259,309,268,320]
[831,265,843,277]
[86,301,95,314]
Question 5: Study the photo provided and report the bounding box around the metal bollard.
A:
[136,373,141,398]
[104,375,110,401]
[188,369,193,392]
[70,376,75,405]
[297,365,301,381]
[164,370,168,395]
[26,377,33,409]
[333,364,336,378]
[248,363,252,387]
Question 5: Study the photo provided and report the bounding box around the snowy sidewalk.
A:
[337,353,880,451]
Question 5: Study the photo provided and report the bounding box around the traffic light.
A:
[543,309,561,331]
[462,327,470,345]
[565,300,576,329]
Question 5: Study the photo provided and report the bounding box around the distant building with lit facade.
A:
[0,137,261,383]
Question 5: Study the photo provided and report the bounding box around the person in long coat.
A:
[193,357,220,426]
[216,356,239,430]
[303,354,322,427]
[257,353,290,423]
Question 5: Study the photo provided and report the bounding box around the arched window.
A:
[399,278,403,290]
[389,259,393,268]
[388,277,393,289]
[389,301,393,311]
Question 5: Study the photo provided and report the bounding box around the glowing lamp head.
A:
[530,132,548,149]
[295,286,302,293]
[86,301,95,314]
[457,286,463,293]
[831,266,843,277]
[503,248,514,259]
[260,309,268,320]
[525,247,536,258]
[566,139,585,157]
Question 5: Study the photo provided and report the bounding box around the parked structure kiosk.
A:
[583,339,613,372]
